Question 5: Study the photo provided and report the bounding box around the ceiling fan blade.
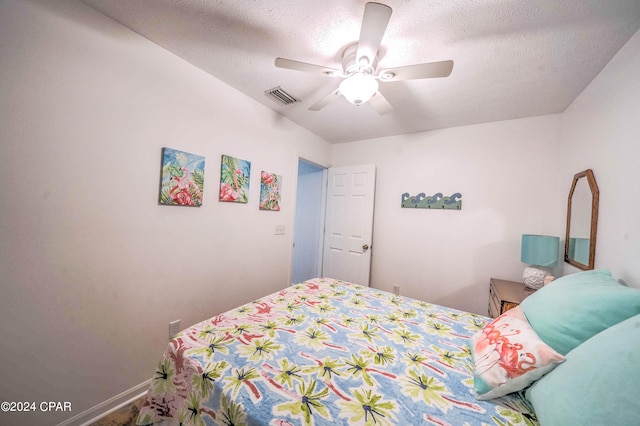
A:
[356,2,392,67]
[275,58,341,76]
[379,60,454,81]
[308,89,341,111]
[368,91,393,115]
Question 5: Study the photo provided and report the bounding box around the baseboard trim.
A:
[56,380,150,426]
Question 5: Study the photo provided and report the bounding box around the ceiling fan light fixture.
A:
[274,3,452,114]
[339,72,379,105]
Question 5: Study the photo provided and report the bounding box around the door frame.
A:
[292,160,376,286]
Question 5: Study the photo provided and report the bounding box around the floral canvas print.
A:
[219,155,250,203]
[159,147,205,207]
[259,171,281,211]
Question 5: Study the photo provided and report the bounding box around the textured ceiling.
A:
[80,0,640,143]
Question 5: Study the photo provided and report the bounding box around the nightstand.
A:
[488,278,536,318]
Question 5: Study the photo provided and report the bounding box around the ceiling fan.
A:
[274,2,454,115]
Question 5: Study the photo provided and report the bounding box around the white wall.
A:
[330,115,564,314]
[328,27,640,316]
[558,28,640,286]
[0,0,329,424]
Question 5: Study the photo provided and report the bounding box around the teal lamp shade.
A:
[521,234,560,267]
[568,237,590,265]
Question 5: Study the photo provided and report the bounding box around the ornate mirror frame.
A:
[564,169,599,270]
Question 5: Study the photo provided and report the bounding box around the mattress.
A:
[137,278,537,425]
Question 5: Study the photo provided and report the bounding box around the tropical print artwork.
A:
[259,171,282,211]
[136,279,538,426]
[159,148,205,207]
[219,155,251,203]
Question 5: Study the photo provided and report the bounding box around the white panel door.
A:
[322,164,376,285]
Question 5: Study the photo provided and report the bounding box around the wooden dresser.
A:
[488,277,536,318]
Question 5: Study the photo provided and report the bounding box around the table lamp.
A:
[521,234,560,289]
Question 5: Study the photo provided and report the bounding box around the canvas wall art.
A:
[219,154,251,203]
[159,147,205,207]
[259,171,282,211]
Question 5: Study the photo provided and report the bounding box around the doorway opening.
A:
[291,159,327,284]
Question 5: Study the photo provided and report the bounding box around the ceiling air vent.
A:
[265,86,299,105]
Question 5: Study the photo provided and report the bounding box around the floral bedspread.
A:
[137,278,537,426]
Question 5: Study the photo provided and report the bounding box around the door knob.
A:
[362,244,369,251]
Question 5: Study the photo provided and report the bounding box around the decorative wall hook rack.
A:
[401,192,462,210]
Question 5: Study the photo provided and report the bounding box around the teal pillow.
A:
[519,269,640,354]
[526,314,640,425]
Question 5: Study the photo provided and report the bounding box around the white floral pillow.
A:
[471,306,565,400]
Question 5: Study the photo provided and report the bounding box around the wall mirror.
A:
[565,169,599,270]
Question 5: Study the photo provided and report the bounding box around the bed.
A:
[137,271,640,425]
[136,278,538,425]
